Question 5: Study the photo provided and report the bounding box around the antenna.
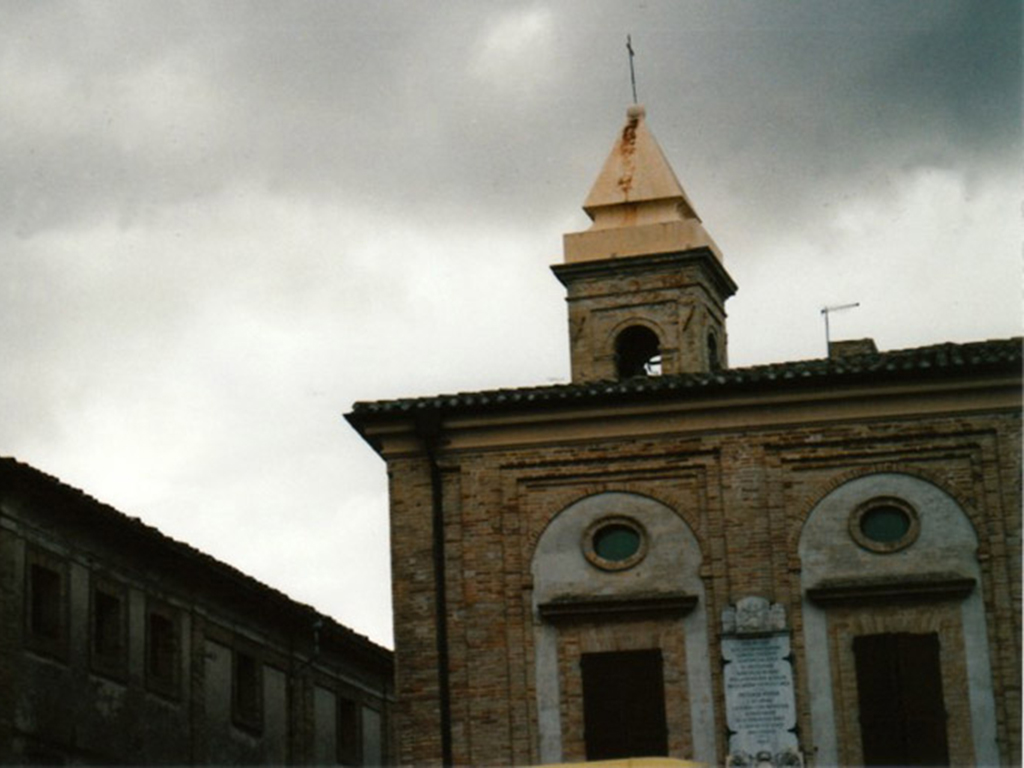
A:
[626,35,638,104]
[821,302,860,353]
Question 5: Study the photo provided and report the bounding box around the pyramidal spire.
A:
[564,105,721,263]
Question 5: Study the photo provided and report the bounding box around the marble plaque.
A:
[722,633,798,756]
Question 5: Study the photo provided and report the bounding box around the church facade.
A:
[347,106,1021,767]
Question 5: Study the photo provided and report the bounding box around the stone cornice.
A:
[537,593,699,622]
[551,246,738,300]
[806,572,976,606]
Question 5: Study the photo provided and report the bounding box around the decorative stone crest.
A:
[722,595,787,635]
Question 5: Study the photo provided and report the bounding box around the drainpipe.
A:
[415,410,453,767]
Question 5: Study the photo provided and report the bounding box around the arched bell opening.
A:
[615,325,661,379]
[707,331,721,371]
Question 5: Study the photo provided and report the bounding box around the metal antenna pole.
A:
[821,302,860,353]
[627,35,638,104]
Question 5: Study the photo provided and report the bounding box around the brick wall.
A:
[384,403,1021,765]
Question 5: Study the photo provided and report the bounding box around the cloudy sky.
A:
[2,1,1019,647]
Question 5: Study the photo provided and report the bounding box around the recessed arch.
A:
[706,330,720,371]
[798,472,998,767]
[794,464,984,550]
[532,492,702,605]
[614,325,662,379]
[529,491,716,764]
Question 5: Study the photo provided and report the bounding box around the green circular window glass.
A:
[859,505,911,543]
[592,524,642,562]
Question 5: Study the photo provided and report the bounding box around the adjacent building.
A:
[0,457,393,765]
[347,106,1021,766]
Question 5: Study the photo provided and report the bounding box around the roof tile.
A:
[349,338,1022,420]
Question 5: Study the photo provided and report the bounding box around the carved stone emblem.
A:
[721,595,787,635]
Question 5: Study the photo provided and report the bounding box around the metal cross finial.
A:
[627,34,638,104]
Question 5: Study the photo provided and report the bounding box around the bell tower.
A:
[552,105,737,383]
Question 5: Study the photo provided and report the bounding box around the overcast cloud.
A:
[2,1,1019,647]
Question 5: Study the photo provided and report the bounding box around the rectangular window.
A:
[854,632,950,766]
[90,580,127,679]
[145,604,179,698]
[337,697,360,766]
[232,649,263,732]
[581,649,669,760]
[25,553,68,659]
[30,564,62,639]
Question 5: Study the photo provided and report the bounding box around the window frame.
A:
[582,515,649,572]
[848,496,920,553]
[231,647,264,734]
[24,547,69,660]
[89,575,128,681]
[144,600,181,699]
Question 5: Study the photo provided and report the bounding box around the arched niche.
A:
[530,492,715,765]
[613,324,663,379]
[798,472,998,767]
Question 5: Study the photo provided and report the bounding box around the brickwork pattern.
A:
[385,456,445,765]
[555,251,732,382]
[385,407,1021,766]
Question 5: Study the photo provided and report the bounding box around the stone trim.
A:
[847,495,921,553]
[806,573,975,606]
[551,247,738,299]
[538,593,698,621]
[581,515,649,572]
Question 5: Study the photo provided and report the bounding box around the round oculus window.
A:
[849,497,920,553]
[583,516,648,571]
[593,524,641,561]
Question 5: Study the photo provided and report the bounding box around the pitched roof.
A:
[347,337,1022,421]
[564,105,722,262]
[582,104,699,217]
[0,457,391,665]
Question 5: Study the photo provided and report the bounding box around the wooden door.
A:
[854,632,950,766]
[581,649,669,759]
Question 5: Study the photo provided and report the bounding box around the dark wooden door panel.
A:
[854,632,950,767]
[581,649,669,760]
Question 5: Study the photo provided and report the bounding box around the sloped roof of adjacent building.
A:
[0,457,392,666]
[347,337,1022,422]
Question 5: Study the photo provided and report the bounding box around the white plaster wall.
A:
[532,492,701,605]
[801,473,978,585]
